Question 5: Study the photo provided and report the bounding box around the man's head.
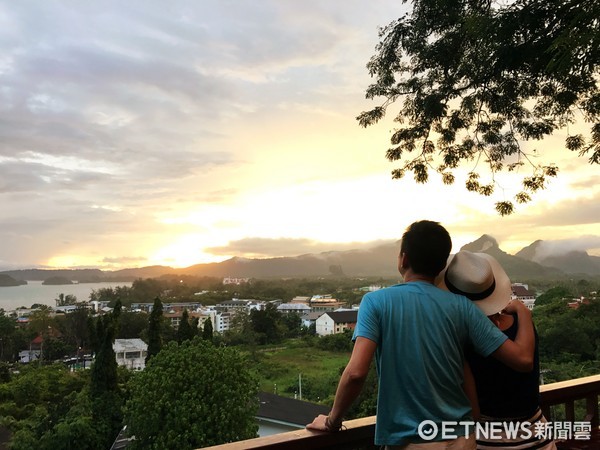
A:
[399,220,452,278]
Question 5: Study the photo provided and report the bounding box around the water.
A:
[0,280,133,311]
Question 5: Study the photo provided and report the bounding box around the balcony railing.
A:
[202,374,600,450]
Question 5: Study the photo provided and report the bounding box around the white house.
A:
[315,310,358,336]
[512,283,536,310]
[301,311,324,328]
[113,338,148,370]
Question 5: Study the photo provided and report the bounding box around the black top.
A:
[466,313,540,418]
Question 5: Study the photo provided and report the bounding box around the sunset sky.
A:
[1,1,598,271]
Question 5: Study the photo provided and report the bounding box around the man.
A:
[307,220,534,449]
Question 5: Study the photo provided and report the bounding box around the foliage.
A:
[27,307,54,339]
[0,363,88,449]
[251,337,379,417]
[202,317,213,342]
[315,329,355,353]
[280,312,302,338]
[145,298,163,363]
[177,309,196,343]
[0,312,29,362]
[90,286,132,308]
[534,285,574,306]
[283,372,339,404]
[535,296,600,366]
[54,304,90,351]
[41,337,71,362]
[345,362,378,420]
[0,361,134,450]
[125,338,259,449]
[115,311,148,340]
[89,300,121,396]
[128,279,166,306]
[225,304,304,346]
[248,303,286,345]
[358,0,599,214]
[54,294,77,307]
[86,300,126,448]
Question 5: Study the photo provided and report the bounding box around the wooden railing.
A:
[541,374,600,428]
[202,374,600,450]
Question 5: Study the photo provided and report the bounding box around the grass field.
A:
[249,339,351,405]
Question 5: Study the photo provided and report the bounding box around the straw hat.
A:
[435,251,512,316]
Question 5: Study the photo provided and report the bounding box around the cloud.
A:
[526,196,600,227]
[0,158,112,194]
[533,236,600,260]
[102,256,148,264]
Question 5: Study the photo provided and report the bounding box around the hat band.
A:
[444,271,496,302]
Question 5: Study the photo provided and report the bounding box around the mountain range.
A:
[2,235,599,282]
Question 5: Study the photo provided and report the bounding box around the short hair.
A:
[400,220,452,277]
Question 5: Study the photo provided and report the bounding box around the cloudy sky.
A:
[0,1,598,271]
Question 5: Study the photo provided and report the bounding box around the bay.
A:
[0,280,133,311]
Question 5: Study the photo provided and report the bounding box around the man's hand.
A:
[306,414,342,432]
[492,299,535,372]
[502,299,530,316]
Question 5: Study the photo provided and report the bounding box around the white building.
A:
[301,312,323,329]
[216,311,233,333]
[223,277,250,285]
[113,338,148,370]
[315,310,358,336]
[277,303,311,315]
[512,283,536,310]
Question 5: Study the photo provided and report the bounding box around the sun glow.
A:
[45,255,97,270]
[148,235,231,268]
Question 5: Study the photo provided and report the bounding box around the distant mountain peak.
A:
[515,240,544,262]
[460,234,499,253]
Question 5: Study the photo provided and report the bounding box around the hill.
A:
[42,276,74,285]
[460,235,562,279]
[515,240,600,275]
[178,242,401,279]
[3,235,600,282]
[0,274,27,287]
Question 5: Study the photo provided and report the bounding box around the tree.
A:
[534,285,573,307]
[55,304,90,351]
[177,309,195,343]
[90,287,120,306]
[88,300,124,448]
[145,297,163,363]
[248,303,285,345]
[89,300,121,396]
[0,363,88,449]
[358,0,599,215]
[115,311,149,340]
[202,317,213,342]
[0,312,24,362]
[281,312,302,338]
[54,293,77,307]
[125,338,258,449]
[28,306,54,338]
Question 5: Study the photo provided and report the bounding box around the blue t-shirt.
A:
[352,282,507,446]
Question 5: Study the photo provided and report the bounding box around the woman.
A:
[437,250,556,450]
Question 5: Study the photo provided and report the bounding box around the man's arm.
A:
[490,300,534,372]
[462,361,480,421]
[306,336,376,431]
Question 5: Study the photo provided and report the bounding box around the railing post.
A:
[586,394,599,428]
